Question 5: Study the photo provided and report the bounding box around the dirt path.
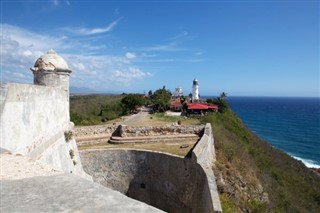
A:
[121,111,149,126]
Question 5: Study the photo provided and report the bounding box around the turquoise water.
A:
[226,97,320,168]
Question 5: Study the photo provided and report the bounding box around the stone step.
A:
[109,134,199,144]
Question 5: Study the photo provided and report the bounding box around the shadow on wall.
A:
[80,149,213,213]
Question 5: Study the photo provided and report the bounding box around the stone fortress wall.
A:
[117,124,205,137]
[0,50,163,212]
[0,83,89,179]
[0,50,222,212]
[80,124,222,213]
[0,50,89,179]
[73,124,204,138]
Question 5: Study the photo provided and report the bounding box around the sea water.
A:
[226,97,320,168]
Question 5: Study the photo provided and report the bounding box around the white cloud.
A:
[195,51,204,56]
[143,42,182,52]
[143,31,191,52]
[62,18,121,36]
[125,52,136,59]
[0,23,151,91]
[167,31,189,41]
[51,0,70,7]
[112,67,151,83]
[52,0,59,7]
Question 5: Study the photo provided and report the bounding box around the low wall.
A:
[192,124,221,212]
[80,149,213,213]
[73,125,118,137]
[117,124,205,137]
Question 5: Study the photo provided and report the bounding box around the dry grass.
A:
[127,113,200,126]
[79,139,197,157]
[77,111,202,156]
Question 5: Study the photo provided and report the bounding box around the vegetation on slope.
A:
[201,111,320,213]
[70,88,173,125]
[70,94,124,125]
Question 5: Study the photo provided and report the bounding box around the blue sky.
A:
[1,0,319,97]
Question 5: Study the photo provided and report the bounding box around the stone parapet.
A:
[191,123,222,212]
[118,124,205,137]
[73,124,118,137]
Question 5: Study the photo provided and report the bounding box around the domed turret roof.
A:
[31,49,70,72]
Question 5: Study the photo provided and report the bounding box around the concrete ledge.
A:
[109,134,199,144]
[0,173,163,212]
[191,123,222,212]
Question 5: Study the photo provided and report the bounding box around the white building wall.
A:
[0,83,90,180]
[0,83,69,154]
[192,85,199,101]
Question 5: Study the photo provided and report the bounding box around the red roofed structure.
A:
[187,103,218,114]
[170,98,182,112]
[187,103,209,110]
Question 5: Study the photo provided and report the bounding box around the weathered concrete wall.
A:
[34,71,70,92]
[192,124,222,212]
[192,123,216,166]
[80,123,222,212]
[80,149,213,213]
[118,124,205,137]
[73,124,118,137]
[1,174,163,212]
[0,83,89,179]
[0,83,69,155]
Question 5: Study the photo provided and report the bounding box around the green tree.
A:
[148,90,153,97]
[220,92,227,99]
[206,93,229,113]
[212,97,229,113]
[152,86,172,112]
[206,98,214,104]
[180,96,188,112]
[121,94,146,114]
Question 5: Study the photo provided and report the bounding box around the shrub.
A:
[64,131,73,142]
[69,149,75,159]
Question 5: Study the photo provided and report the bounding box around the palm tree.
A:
[220,92,227,100]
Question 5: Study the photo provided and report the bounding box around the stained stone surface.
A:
[0,174,163,213]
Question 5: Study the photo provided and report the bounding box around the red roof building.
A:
[170,99,183,111]
[187,103,208,110]
[187,103,218,113]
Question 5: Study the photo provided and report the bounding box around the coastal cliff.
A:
[202,111,320,212]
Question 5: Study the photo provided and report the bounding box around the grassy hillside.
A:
[70,94,124,125]
[201,111,320,213]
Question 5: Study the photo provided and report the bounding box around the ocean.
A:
[207,97,320,168]
[225,97,320,168]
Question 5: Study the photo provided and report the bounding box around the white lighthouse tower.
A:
[192,78,199,102]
